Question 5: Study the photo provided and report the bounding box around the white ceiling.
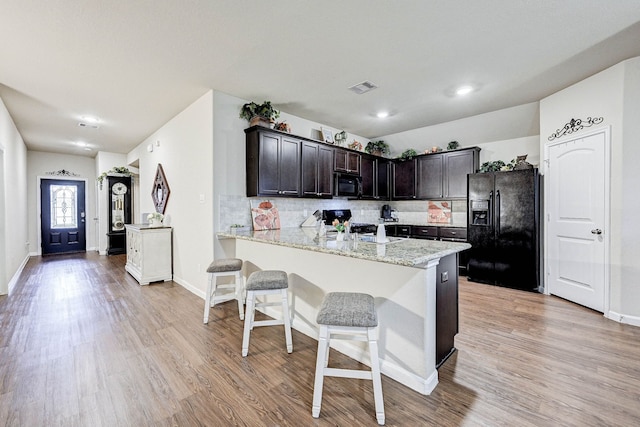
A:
[1,1,640,158]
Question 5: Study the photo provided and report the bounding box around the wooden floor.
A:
[1,253,639,426]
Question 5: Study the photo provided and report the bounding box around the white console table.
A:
[125,224,173,285]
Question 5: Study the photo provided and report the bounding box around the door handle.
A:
[495,190,500,235]
[591,229,602,235]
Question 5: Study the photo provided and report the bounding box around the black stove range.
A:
[321,209,377,233]
[349,223,377,234]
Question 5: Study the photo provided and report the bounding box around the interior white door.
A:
[546,129,608,312]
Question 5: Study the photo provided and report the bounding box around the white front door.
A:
[546,127,609,312]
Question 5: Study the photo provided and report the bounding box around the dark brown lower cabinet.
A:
[436,253,459,368]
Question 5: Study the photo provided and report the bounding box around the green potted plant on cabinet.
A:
[398,148,418,161]
[240,101,280,128]
[364,140,390,157]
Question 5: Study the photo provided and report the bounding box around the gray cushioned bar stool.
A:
[203,258,244,324]
[241,270,293,357]
[312,292,385,425]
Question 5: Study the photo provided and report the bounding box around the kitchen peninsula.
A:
[218,228,470,395]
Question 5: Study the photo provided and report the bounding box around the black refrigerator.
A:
[466,168,540,291]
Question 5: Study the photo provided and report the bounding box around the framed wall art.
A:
[151,163,171,214]
[321,127,334,144]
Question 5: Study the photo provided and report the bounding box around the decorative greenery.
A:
[479,159,518,172]
[147,212,164,222]
[97,166,133,184]
[447,141,460,150]
[239,101,280,122]
[334,130,347,145]
[479,160,505,172]
[332,219,349,233]
[365,140,390,156]
[347,140,363,151]
[274,121,291,132]
[398,148,418,160]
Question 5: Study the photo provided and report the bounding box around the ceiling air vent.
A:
[78,122,100,129]
[348,80,378,95]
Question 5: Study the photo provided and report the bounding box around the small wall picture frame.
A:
[321,127,334,144]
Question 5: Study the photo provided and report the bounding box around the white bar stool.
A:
[241,270,293,357]
[203,258,244,324]
[312,292,385,425]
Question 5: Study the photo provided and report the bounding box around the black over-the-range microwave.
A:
[334,172,362,198]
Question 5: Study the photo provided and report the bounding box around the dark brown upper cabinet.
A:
[301,141,334,198]
[334,148,361,174]
[246,128,301,197]
[443,149,480,198]
[393,147,479,201]
[361,154,390,200]
[392,158,417,199]
[417,155,444,199]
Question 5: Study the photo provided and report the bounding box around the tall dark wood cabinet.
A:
[246,127,301,197]
[417,155,444,199]
[392,159,417,199]
[443,148,480,198]
[301,141,333,197]
[106,175,132,255]
[361,155,390,200]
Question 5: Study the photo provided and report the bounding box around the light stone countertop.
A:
[218,228,470,268]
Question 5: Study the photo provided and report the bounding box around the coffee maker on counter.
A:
[380,204,398,222]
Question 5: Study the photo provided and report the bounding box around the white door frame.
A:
[36,176,89,256]
[543,125,611,315]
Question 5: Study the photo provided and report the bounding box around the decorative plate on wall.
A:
[152,163,170,214]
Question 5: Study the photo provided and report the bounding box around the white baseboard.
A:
[607,310,640,327]
[8,253,31,294]
[172,275,206,300]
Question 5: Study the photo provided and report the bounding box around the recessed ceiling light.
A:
[377,111,389,119]
[81,115,100,124]
[456,85,474,96]
[78,115,101,129]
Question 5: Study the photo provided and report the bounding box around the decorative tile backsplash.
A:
[218,195,468,231]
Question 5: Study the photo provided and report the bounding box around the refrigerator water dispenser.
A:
[470,200,490,225]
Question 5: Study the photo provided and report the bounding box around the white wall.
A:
[378,102,540,159]
[27,151,98,254]
[127,91,214,297]
[620,58,640,319]
[540,57,639,320]
[0,96,28,294]
[475,135,540,167]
